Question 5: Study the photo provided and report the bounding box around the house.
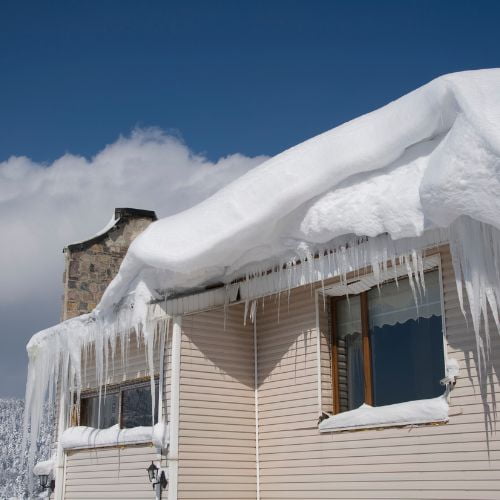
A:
[25,68,500,500]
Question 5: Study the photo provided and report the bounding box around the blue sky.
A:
[1,0,500,398]
[2,0,499,164]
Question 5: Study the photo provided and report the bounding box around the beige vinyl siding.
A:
[177,305,257,499]
[63,443,163,499]
[256,247,500,500]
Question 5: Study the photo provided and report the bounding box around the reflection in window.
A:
[368,270,444,406]
[79,379,159,429]
[333,269,445,413]
[122,383,159,428]
[336,296,364,411]
[80,393,118,429]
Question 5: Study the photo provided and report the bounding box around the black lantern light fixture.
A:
[39,474,49,489]
[146,461,168,496]
[38,474,55,493]
[147,461,159,483]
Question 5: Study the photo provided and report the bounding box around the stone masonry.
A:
[61,208,157,320]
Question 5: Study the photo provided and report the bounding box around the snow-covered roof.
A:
[23,69,500,470]
[96,68,500,313]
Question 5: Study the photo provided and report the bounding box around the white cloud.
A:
[0,128,267,396]
[0,128,267,305]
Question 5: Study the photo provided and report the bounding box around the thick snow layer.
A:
[23,69,500,473]
[60,423,168,449]
[319,396,449,432]
[33,456,55,476]
[152,421,169,449]
[100,69,500,304]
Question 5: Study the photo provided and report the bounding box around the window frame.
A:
[330,265,447,415]
[78,376,160,429]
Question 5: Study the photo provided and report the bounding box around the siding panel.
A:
[177,305,257,499]
[64,444,163,500]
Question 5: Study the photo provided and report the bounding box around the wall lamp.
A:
[38,473,55,495]
[146,461,168,498]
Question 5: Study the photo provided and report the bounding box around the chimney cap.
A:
[64,207,157,252]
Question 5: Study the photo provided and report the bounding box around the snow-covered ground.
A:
[0,399,54,500]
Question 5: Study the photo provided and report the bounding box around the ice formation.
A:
[23,69,500,473]
[319,395,449,432]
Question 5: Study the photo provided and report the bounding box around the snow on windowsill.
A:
[61,422,168,450]
[319,395,449,433]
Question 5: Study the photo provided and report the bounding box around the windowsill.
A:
[61,422,168,450]
[318,395,449,433]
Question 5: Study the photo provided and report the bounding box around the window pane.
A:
[336,296,364,411]
[368,270,445,406]
[121,383,159,428]
[80,393,118,428]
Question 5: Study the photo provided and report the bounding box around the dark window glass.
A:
[80,393,118,428]
[333,269,445,413]
[368,270,445,406]
[121,382,159,428]
[335,296,364,411]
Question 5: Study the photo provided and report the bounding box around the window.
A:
[332,269,445,414]
[80,392,119,428]
[80,379,159,429]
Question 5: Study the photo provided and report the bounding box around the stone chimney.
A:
[61,208,157,321]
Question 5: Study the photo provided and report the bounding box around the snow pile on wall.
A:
[60,423,168,450]
[319,396,449,432]
[23,69,500,470]
[33,456,55,476]
[152,421,169,449]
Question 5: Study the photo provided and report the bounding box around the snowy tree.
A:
[0,399,54,500]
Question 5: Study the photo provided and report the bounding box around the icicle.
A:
[249,300,257,324]
[156,319,166,428]
[449,216,500,378]
[243,299,249,326]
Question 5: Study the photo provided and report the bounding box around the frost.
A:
[22,69,500,476]
[318,396,449,432]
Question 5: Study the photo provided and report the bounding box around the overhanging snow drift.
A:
[100,69,500,303]
[23,69,500,473]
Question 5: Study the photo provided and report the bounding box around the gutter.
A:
[168,316,182,500]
